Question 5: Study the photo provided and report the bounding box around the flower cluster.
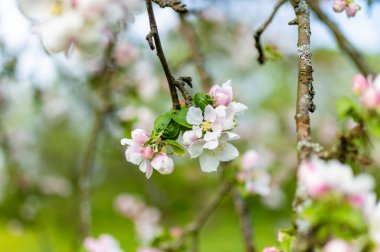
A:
[84,234,124,252]
[183,80,247,172]
[19,0,143,54]
[114,194,162,245]
[265,158,380,251]
[236,150,271,196]
[332,0,360,17]
[298,157,375,209]
[121,80,247,176]
[121,129,174,179]
[352,74,380,110]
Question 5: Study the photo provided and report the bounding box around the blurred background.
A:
[0,0,380,251]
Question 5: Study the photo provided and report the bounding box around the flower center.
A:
[51,1,64,16]
[201,120,212,132]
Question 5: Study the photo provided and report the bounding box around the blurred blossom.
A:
[323,239,352,252]
[138,248,162,252]
[352,74,380,110]
[317,115,338,145]
[20,196,41,220]
[133,61,159,100]
[41,93,69,120]
[38,175,72,197]
[84,234,124,252]
[332,0,360,17]
[262,186,285,209]
[199,7,226,23]
[237,149,271,196]
[169,227,183,238]
[19,0,144,55]
[114,194,162,244]
[262,247,279,252]
[298,157,375,210]
[113,42,138,66]
[117,106,155,131]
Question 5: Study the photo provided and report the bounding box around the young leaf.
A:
[171,108,192,129]
[154,112,181,140]
[193,92,214,111]
[164,139,186,156]
[336,97,362,122]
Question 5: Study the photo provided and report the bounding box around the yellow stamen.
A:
[51,1,63,16]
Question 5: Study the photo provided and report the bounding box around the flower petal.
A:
[188,140,205,158]
[187,107,203,125]
[217,142,239,162]
[199,152,220,172]
[204,131,220,141]
[204,105,216,122]
[203,140,219,150]
[139,160,153,178]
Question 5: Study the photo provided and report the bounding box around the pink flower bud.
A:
[151,153,174,175]
[308,183,330,198]
[361,87,380,109]
[132,129,150,145]
[179,100,186,105]
[209,81,233,106]
[263,247,279,252]
[142,147,154,159]
[169,227,183,238]
[352,74,368,95]
[113,43,137,65]
[323,239,352,252]
[332,0,346,13]
[346,2,359,17]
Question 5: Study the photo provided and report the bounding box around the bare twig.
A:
[308,0,374,76]
[179,14,213,90]
[152,0,187,13]
[232,189,255,252]
[254,0,286,65]
[176,76,193,107]
[145,0,181,109]
[160,181,234,251]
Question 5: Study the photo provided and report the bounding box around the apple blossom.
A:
[19,0,144,54]
[237,150,271,196]
[352,74,368,95]
[298,157,375,209]
[151,153,174,175]
[323,239,352,252]
[84,234,124,252]
[262,247,279,252]
[114,194,162,244]
[138,248,162,252]
[333,0,347,13]
[346,2,359,17]
[186,132,240,172]
[209,80,233,106]
[332,0,360,17]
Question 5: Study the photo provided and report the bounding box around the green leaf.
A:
[154,112,180,140]
[336,97,362,122]
[171,108,192,129]
[164,139,186,156]
[193,92,214,111]
[162,120,180,140]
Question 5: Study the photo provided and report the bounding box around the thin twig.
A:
[160,181,234,251]
[152,0,187,13]
[232,189,255,252]
[308,0,374,76]
[179,14,213,90]
[254,0,286,64]
[145,0,181,109]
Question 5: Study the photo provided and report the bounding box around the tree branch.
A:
[254,0,286,65]
[145,0,181,109]
[308,0,374,76]
[179,14,213,90]
[152,0,187,13]
[232,189,255,252]
[291,0,315,162]
[160,181,234,251]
